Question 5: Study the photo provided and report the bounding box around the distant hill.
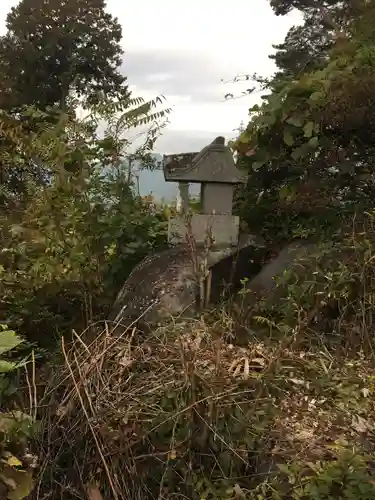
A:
[133,154,200,202]
[101,154,200,203]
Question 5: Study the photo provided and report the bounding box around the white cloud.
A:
[0,0,303,151]
[112,0,302,138]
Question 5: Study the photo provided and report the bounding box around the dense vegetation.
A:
[0,0,170,496]
[235,0,375,242]
[1,0,375,498]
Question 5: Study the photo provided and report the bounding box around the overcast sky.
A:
[0,0,302,154]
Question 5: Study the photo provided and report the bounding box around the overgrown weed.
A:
[25,217,375,499]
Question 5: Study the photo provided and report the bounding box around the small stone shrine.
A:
[163,136,246,247]
[108,136,260,328]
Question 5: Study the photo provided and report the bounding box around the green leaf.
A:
[6,469,34,500]
[286,116,304,127]
[259,113,276,128]
[288,85,313,99]
[7,455,22,468]
[279,185,296,201]
[266,93,284,110]
[309,91,324,102]
[303,121,315,138]
[0,360,18,373]
[252,161,266,170]
[0,330,23,356]
[283,129,294,147]
[249,104,260,113]
[277,463,292,476]
[238,131,251,143]
[308,136,319,149]
[291,146,306,161]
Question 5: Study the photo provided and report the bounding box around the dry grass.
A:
[30,308,375,499]
[27,223,375,499]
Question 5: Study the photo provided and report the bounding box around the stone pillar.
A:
[178,182,189,213]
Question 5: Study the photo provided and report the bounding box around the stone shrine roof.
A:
[163,136,246,184]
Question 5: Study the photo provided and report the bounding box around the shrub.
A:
[0,103,169,346]
[0,326,37,500]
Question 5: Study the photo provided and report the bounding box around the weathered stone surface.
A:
[163,152,198,182]
[237,240,318,307]
[209,235,267,303]
[201,183,234,215]
[163,137,246,184]
[206,234,265,271]
[247,240,315,294]
[108,235,265,328]
[164,136,248,248]
[168,214,240,247]
[108,245,196,327]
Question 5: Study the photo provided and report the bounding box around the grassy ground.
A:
[32,321,375,499]
[30,230,375,499]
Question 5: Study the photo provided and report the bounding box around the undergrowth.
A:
[30,222,375,499]
[32,320,375,499]
[0,327,38,499]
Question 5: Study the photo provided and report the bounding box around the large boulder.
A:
[208,234,266,303]
[235,239,320,309]
[108,235,264,329]
[108,245,196,327]
[246,240,314,294]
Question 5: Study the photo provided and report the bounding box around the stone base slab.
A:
[168,214,239,247]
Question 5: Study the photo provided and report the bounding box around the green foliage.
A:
[0,1,173,497]
[235,0,375,242]
[0,327,36,500]
[0,0,129,110]
[0,327,25,374]
[5,0,375,498]
[225,224,375,499]
[36,255,375,499]
[243,217,375,351]
[0,326,31,407]
[0,409,37,499]
[0,175,167,343]
[276,449,375,499]
[268,1,366,79]
[0,413,36,499]
[0,100,169,344]
[0,88,170,496]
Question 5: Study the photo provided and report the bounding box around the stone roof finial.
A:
[212,136,225,145]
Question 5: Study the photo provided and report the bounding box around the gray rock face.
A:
[209,236,266,303]
[108,245,197,326]
[248,241,309,293]
[108,235,265,328]
[239,240,318,304]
